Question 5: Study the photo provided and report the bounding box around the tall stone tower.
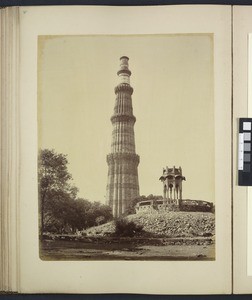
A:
[106,56,140,218]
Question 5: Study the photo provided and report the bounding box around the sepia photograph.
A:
[38,34,215,261]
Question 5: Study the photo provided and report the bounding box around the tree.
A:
[38,149,77,235]
[85,201,113,228]
[38,149,113,235]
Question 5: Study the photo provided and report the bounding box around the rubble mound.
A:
[84,211,215,238]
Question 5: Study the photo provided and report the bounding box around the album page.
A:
[233,5,252,294]
[19,5,232,294]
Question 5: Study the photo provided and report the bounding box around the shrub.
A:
[114,218,143,237]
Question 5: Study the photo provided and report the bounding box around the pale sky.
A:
[38,34,214,204]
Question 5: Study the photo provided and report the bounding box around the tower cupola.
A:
[117,56,131,84]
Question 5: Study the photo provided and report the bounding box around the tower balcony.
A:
[110,114,136,124]
[114,83,133,95]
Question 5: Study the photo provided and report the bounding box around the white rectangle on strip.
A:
[244,132,251,141]
[243,122,252,131]
[239,133,244,170]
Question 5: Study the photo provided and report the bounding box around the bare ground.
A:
[40,238,215,261]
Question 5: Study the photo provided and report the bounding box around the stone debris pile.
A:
[84,211,215,238]
[127,211,214,237]
[85,221,115,237]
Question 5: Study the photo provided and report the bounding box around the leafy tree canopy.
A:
[38,149,112,235]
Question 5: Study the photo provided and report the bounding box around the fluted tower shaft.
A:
[106,56,140,218]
